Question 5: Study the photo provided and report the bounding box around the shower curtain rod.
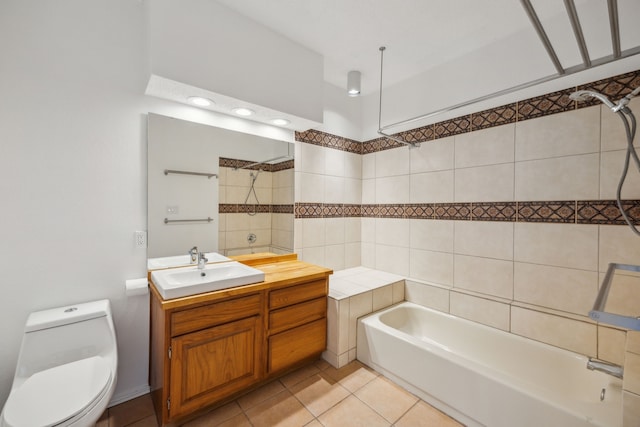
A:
[378,0,639,140]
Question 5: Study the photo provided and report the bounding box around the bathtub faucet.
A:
[586,358,623,379]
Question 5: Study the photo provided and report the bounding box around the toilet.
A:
[1,299,118,427]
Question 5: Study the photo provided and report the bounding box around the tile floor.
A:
[97,360,463,427]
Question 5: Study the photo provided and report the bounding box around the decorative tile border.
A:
[219,203,294,214]
[219,157,294,172]
[295,69,640,155]
[295,200,640,226]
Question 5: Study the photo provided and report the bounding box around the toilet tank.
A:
[15,300,117,379]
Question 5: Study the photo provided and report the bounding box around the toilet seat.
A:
[2,356,111,427]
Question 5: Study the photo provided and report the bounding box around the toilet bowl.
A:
[1,299,118,427]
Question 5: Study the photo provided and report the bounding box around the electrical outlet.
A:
[135,231,147,248]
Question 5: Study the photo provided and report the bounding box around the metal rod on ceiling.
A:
[520,0,565,75]
[564,0,591,67]
[377,46,420,148]
[608,0,621,58]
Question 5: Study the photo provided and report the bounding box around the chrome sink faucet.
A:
[197,252,208,270]
[189,246,198,263]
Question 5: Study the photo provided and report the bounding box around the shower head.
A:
[569,90,616,109]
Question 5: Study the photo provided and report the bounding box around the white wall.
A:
[0,0,300,408]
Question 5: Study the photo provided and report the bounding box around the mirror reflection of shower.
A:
[244,169,261,216]
[570,87,640,237]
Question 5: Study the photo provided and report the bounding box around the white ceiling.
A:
[215,0,640,95]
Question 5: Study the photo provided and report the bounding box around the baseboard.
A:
[108,384,151,407]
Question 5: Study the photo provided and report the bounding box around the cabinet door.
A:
[169,316,261,419]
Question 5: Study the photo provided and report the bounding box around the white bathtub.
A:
[357,302,622,427]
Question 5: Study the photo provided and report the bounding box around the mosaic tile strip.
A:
[471,103,517,131]
[434,115,472,139]
[219,204,294,214]
[576,70,640,109]
[294,200,640,225]
[577,200,640,225]
[472,202,516,222]
[272,204,294,214]
[295,129,362,154]
[434,203,472,220]
[517,89,575,122]
[295,202,323,218]
[353,68,640,153]
[517,201,575,223]
[404,204,435,219]
[219,157,293,172]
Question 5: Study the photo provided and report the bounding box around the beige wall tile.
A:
[454,255,513,299]
[375,245,410,277]
[361,218,375,243]
[515,107,600,161]
[302,218,325,247]
[450,291,510,331]
[376,146,411,177]
[344,242,362,269]
[375,175,410,203]
[454,221,514,260]
[362,153,376,179]
[603,272,640,318]
[344,177,362,204]
[373,285,393,311]
[376,218,410,247]
[455,163,514,202]
[324,176,344,203]
[404,280,450,313]
[602,97,640,152]
[344,151,362,179]
[511,306,597,356]
[349,292,373,349]
[514,223,598,271]
[325,218,345,246]
[325,147,345,177]
[628,332,640,355]
[455,123,515,168]
[623,391,640,427]
[410,170,454,203]
[599,225,640,272]
[302,246,325,266]
[362,178,375,203]
[392,281,405,303]
[344,218,361,243]
[361,242,375,268]
[296,141,325,174]
[514,262,598,315]
[297,172,325,203]
[410,249,454,286]
[598,326,626,366]
[515,153,600,201]
[325,244,345,272]
[410,219,454,252]
[326,297,339,354]
[410,136,454,173]
[624,352,640,395]
[600,149,640,199]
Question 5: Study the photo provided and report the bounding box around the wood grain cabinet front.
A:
[149,258,331,426]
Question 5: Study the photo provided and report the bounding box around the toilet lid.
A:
[3,356,111,427]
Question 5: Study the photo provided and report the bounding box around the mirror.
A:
[147,113,294,262]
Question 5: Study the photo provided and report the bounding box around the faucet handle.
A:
[189,246,198,262]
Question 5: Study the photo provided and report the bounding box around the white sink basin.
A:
[147,252,231,270]
[151,261,265,299]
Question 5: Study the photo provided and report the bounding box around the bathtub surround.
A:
[218,157,294,255]
[296,68,640,425]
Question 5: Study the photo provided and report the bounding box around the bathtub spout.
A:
[587,358,623,379]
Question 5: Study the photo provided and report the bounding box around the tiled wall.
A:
[294,69,640,371]
[218,158,294,255]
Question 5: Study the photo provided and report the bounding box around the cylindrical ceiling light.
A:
[347,70,361,96]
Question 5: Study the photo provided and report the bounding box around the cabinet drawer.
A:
[269,280,327,310]
[171,293,261,337]
[269,297,326,334]
[268,318,326,373]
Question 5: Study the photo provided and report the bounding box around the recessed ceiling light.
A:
[187,96,213,107]
[232,107,255,116]
[271,118,290,126]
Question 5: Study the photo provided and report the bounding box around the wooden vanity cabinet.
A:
[149,257,331,426]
